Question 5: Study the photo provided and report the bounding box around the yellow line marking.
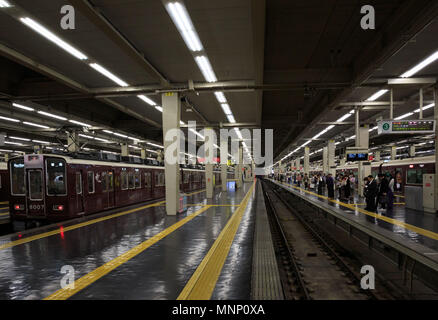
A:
[0,189,207,251]
[185,189,206,196]
[44,205,212,300]
[0,207,9,210]
[186,204,239,207]
[0,201,8,205]
[278,181,438,241]
[177,182,256,300]
[0,212,9,217]
[0,200,164,251]
[394,195,405,198]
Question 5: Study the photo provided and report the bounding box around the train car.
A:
[8,154,230,224]
[0,162,9,202]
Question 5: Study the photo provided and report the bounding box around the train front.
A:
[9,154,69,223]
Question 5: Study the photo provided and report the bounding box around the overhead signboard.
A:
[346,147,369,162]
[378,120,435,135]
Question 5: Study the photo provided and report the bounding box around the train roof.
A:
[8,154,231,173]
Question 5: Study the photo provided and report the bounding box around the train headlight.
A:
[14,204,24,211]
[53,205,64,211]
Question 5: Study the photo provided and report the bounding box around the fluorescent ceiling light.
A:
[89,63,128,87]
[146,149,158,154]
[394,112,414,120]
[23,121,49,129]
[220,103,232,115]
[94,137,110,143]
[366,89,388,102]
[0,116,20,122]
[32,140,50,144]
[155,106,163,112]
[214,92,227,103]
[138,95,156,106]
[103,130,113,134]
[0,0,11,7]
[147,142,164,149]
[369,126,378,132]
[166,2,203,52]
[5,141,22,146]
[69,119,91,127]
[9,136,30,141]
[401,51,438,78]
[37,111,67,121]
[234,128,243,140]
[414,103,435,113]
[195,55,217,82]
[20,17,87,60]
[227,114,236,123]
[13,103,34,111]
[79,134,94,139]
[189,128,205,140]
[113,132,128,138]
[336,113,352,122]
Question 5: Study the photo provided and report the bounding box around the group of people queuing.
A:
[364,169,396,213]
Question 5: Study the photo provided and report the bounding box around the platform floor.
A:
[271,179,438,252]
[0,182,261,300]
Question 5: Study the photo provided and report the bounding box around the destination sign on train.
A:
[378,120,436,134]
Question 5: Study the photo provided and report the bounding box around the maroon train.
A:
[8,154,233,223]
[0,162,9,202]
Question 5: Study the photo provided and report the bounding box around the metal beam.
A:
[69,0,169,86]
[388,77,436,85]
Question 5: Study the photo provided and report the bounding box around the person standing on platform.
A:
[317,174,323,195]
[386,172,394,212]
[377,173,389,210]
[345,176,351,203]
[365,175,378,212]
[326,173,334,199]
[349,174,355,202]
[303,173,309,190]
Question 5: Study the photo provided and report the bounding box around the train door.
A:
[75,171,84,214]
[26,168,45,218]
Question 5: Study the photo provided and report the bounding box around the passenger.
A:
[365,175,378,212]
[377,173,389,210]
[386,172,394,212]
[345,177,351,203]
[297,174,302,187]
[317,174,323,195]
[326,173,334,199]
[303,173,309,190]
[349,174,355,202]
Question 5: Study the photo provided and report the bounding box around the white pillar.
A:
[162,92,181,216]
[434,86,438,213]
[304,147,310,175]
[375,151,381,162]
[409,145,415,158]
[327,140,335,175]
[67,131,79,152]
[391,146,397,160]
[205,128,214,199]
[237,146,243,188]
[221,164,227,191]
[419,88,424,120]
[296,158,301,173]
[323,146,328,174]
[121,143,129,157]
[141,149,146,160]
[220,135,228,191]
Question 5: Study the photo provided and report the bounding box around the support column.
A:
[221,164,227,191]
[141,149,146,160]
[391,146,397,160]
[162,92,181,216]
[409,145,416,158]
[220,134,228,191]
[67,131,79,153]
[237,146,243,189]
[355,107,370,197]
[327,140,335,175]
[304,147,310,175]
[323,146,328,174]
[121,143,129,157]
[419,88,424,120]
[205,128,214,199]
[296,158,301,173]
[375,151,381,162]
[390,88,394,120]
[434,86,438,213]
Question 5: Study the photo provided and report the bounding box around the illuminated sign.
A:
[378,120,435,134]
[347,153,369,162]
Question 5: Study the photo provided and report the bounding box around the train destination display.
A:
[378,120,436,134]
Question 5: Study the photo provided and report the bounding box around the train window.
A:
[156,172,165,186]
[108,172,114,191]
[144,172,151,188]
[183,172,189,183]
[46,158,67,196]
[407,169,424,185]
[102,172,107,192]
[87,172,95,194]
[128,172,135,189]
[29,170,43,200]
[10,158,25,195]
[135,172,141,189]
[76,172,82,195]
[121,171,128,190]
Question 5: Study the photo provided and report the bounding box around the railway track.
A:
[262,180,395,300]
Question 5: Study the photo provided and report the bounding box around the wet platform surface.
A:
[270,179,438,252]
[0,183,256,300]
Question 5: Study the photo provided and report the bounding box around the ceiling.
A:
[0,0,436,162]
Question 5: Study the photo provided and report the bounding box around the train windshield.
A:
[46,158,67,195]
[29,170,43,200]
[10,158,25,195]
